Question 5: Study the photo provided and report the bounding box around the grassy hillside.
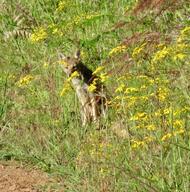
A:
[0,0,190,191]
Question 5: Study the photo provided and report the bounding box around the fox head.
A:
[58,50,81,76]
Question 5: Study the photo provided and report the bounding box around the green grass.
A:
[0,0,190,191]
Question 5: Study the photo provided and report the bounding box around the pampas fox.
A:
[59,50,107,125]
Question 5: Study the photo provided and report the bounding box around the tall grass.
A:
[0,0,190,191]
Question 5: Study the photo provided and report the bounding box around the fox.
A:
[59,50,96,85]
[58,50,107,125]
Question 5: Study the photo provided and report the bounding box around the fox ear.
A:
[58,53,66,60]
[74,50,80,59]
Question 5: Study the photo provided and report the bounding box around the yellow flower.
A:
[88,83,97,92]
[146,124,156,131]
[173,53,186,61]
[71,13,100,26]
[43,62,49,68]
[173,129,185,136]
[140,95,149,101]
[117,76,126,82]
[147,78,155,85]
[161,128,185,142]
[173,120,184,129]
[144,136,154,143]
[85,13,100,20]
[164,108,172,115]
[132,42,147,58]
[152,46,169,63]
[177,26,190,42]
[176,43,188,50]
[93,66,104,75]
[115,83,125,93]
[60,82,71,96]
[131,136,154,149]
[140,85,147,90]
[180,26,190,36]
[161,133,172,141]
[30,27,47,42]
[124,87,138,94]
[157,87,169,101]
[16,75,34,87]
[130,112,148,121]
[56,1,66,12]
[137,112,147,118]
[127,96,136,107]
[68,71,80,81]
[99,73,109,83]
[131,140,145,149]
[155,107,172,117]
[51,27,63,37]
[88,78,98,92]
[156,43,165,49]
[109,45,127,56]
[52,28,58,34]
[113,96,121,100]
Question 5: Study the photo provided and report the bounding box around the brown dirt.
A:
[133,0,178,15]
[0,161,64,192]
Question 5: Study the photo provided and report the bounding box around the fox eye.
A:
[67,56,70,60]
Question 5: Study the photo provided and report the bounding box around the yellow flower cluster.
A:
[56,0,66,12]
[88,78,98,92]
[109,26,190,142]
[152,46,169,63]
[68,71,80,81]
[132,42,147,58]
[161,129,185,141]
[60,82,71,96]
[173,53,186,61]
[115,83,125,93]
[109,45,127,56]
[131,136,154,149]
[91,66,109,85]
[16,75,34,87]
[172,26,190,61]
[48,23,64,37]
[125,87,138,94]
[30,27,47,43]
[60,71,79,97]
[173,119,184,129]
[85,14,100,20]
[130,112,148,121]
[180,26,190,39]
[99,73,109,83]
[146,124,156,131]
[93,66,104,75]
[73,13,101,25]
[157,87,169,102]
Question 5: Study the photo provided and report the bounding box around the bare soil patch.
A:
[0,161,63,192]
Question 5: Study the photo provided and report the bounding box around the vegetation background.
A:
[0,0,190,191]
